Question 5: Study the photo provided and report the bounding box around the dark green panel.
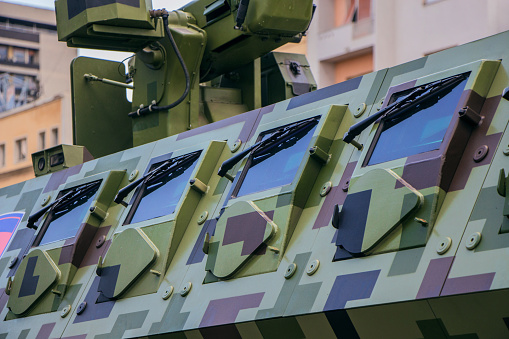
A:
[71,57,133,158]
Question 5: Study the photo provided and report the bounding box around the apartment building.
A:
[0,1,76,187]
[307,0,509,87]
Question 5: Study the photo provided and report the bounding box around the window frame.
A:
[51,127,59,146]
[32,180,103,247]
[123,150,202,226]
[14,137,27,163]
[0,143,5,168]
[38,130,46,150]
[230,116,321,199]
[362,72,470,167]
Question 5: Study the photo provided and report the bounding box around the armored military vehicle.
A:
[0,0,509,338]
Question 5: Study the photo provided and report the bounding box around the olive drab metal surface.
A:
[1,0,509,338]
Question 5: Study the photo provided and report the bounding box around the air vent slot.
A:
[204,0,231,24]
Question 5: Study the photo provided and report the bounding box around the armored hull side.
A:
[0,31,509,338]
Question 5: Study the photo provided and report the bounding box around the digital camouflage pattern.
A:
[1,1,509,338]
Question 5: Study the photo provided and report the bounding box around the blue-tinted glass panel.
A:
[236,121,318,197]
[367,77,468,165]
[129,155,200,224]
[39,182,100,246]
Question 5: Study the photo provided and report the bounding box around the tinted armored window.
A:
[367,75,468,165]
[38,181,101,246]
[235,118,319,197]
[128,152,201,224]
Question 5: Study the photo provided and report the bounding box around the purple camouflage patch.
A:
[324,270,380,311]
[73,276,115,323]
[448,95,503,192]
[200,293,265,327]
[43,165,83,193]
[441,272,495,296]
[35,323,56,339]
[417,256,495,298]
[313,162,357,229]
[416,257,454,299]
[222,211,274,256]
[187,219,217,265]
[177,105,274,143]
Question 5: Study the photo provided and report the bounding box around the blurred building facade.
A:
[0,1,76,187]
[307,0,509,88]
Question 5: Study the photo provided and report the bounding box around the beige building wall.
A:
[0,2,77,188]
[0,97,61,187]
[275,36,308,56]
[308,0,509,88]
[335,51,373,83]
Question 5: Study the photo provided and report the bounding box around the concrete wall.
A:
[374,0,509,70]
[308,0,509,88]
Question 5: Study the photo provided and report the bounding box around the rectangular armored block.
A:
[55,0,155,44]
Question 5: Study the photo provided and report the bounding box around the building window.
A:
[15,138,27,162]
[0,73,39,113]
[12,47,26,64]
[0,144,5,167]
[51,128,59,146]
[335,0,371,27]
[0,46,7,61]
[0,45,39,67]
[38,131,45,150]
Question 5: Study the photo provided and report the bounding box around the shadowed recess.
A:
[256,317,306,339]
[416,318,479,339]
[325,309,360,339]
[199,324,242,339]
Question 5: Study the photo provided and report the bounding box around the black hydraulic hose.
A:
[235,0,250,30]
[128,14,190,118]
